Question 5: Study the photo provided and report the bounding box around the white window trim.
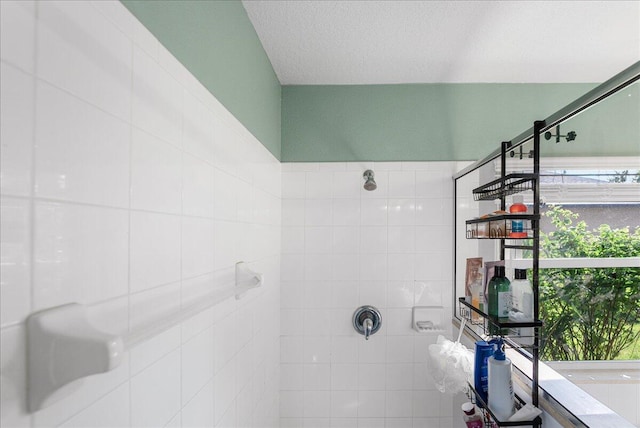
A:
[508,257,640,270]
[499,156,640,204]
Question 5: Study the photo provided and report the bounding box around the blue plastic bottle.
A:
[473,340,494,406]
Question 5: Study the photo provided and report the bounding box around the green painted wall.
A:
[281,83,608,162]
[545,81,640,158]
[119,2,637,162]
[122,0,282,159]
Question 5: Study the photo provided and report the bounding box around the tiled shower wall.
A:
[280,162,462,428]
[0,2,280,427]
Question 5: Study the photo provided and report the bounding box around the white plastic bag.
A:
[427,321,474,394]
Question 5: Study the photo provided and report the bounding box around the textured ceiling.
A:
[242,0,640,84]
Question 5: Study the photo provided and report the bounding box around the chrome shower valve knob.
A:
[352,306,382,340]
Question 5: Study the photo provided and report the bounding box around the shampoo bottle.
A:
[488,338,514,421]
[508,269,534,345]
[487,266,510,335]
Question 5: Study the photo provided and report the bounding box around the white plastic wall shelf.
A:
[412,306,445,333]
[26,261,263,412]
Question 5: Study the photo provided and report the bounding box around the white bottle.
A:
[508,269,534,346]
[488,338,514,421]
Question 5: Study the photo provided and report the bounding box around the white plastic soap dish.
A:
[412,306,445,333]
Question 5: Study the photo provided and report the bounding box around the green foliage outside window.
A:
[609,170,640,183]
[538,205,640,360]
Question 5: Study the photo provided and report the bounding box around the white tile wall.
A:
[34,81,131,208]
[0,63,34,197]
[37,1,133,122]
[0,2,280,427]
[281,162,458,427]
[33,202,130,309]
[0,198,31,327]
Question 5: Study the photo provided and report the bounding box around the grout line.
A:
[52,379,131,428]
[27,4,39,425]
[33,73,131,126]
[178,85,185,414]
[126,26,135,428]
[11,194,285,225]
[27,0,40,330]
[0,58,36,77]
[24,196,130,212]
[16,194,269,224]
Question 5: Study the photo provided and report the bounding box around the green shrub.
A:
[538,205,640,360]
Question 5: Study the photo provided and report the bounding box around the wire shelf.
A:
[472,173,536,201]
[458,297,542,340]
[467,382,542,427]
[465,214,538,239]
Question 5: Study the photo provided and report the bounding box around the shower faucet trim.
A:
[353,305,382,340]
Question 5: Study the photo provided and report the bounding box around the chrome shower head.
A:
[363,170,377,191]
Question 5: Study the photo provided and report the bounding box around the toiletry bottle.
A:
[508,269,534,345]
[471,271,484,323]
[488,338,514,421]
[487,266,510,335]
[509,195,527,238]
[461,402,484,428]
[474,340,494,407]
